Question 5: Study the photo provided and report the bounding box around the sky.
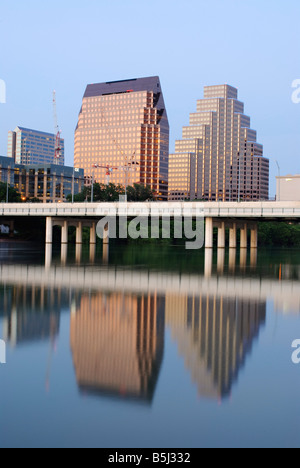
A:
[0,0,299,196]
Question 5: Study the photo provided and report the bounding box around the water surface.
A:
[0,241,299,448]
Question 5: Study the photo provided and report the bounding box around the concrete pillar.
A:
[103,223,109,245]
[250,248,257,269]
[45,244,52,269]
[251,225,258,249]
[34,173,38,198]
[61,243,68,266]
[61,220,68,244]
[240,247,247,271]
[217,248,225,274]
[204,248,213,277]
[205,217,213,249]
[229,223,237,249]
[76,243,82,264]
[90,222,97,245]
[76,221,83,244]
[103,244,109,264]
[46,217,53,244]
[228,248,236,273]
[240,223,248,249]
[218,222,226,249]
[90,243,96,263]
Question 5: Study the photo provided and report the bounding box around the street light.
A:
[119,159,140,201]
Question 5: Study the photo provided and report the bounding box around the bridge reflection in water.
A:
[1,260,298,403]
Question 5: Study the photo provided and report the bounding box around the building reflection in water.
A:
[0,285,66,347]
[0,263,273,403]
[166,294,266,400]
[70,292,165,404]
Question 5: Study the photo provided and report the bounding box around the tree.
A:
[0,182,21,203]
[126,183,155,202]
[67,183,125,202]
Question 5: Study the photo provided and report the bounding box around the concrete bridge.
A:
[1,201,300,248]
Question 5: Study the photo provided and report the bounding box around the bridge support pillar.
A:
[90,222,97,245]
[217,248,225,273]
[46,217,53,244]
[103,223,109,245]
[228,248,236,273]
[76,221,83,244]
[240,223,248,249]
[250,247,257,269]
[61,243,68,266]
[251,224,258,249]
[218,222,226,249]
[229,223,237,249]
[205,218,213,249]
[240,247,247,271]
[61,220,68,244]
[204,248,213,277]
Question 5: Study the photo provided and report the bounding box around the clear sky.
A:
[0,0,299,196]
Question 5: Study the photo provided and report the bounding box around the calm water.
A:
[0,241,299,448]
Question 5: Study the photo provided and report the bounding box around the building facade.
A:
[8,127,65,166]
[74,77,169,200]
[0,156,83,202]
[169,85,269,201]
[276,175,300,201]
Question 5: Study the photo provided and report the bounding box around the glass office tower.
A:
[169,85,269,201]
[8,127,65,166]
[74,77,169,200]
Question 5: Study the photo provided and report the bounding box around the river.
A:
[0,241,299,448]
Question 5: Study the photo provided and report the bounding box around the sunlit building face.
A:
[74,77,169,200]
[169,84,269,201]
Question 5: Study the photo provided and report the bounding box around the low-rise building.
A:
[0,156,84,202]
[276,175,300,201]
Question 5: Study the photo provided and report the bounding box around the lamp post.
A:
[120,160,140,201]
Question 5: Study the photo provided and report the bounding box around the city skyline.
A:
[0,1,299,197]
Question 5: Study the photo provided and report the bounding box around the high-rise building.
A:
[8,126,65,166]
[74,77,169,200]
[169,85,269,201]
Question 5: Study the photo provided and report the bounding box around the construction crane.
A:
[53,90,62,165]
[92,164,119,185]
